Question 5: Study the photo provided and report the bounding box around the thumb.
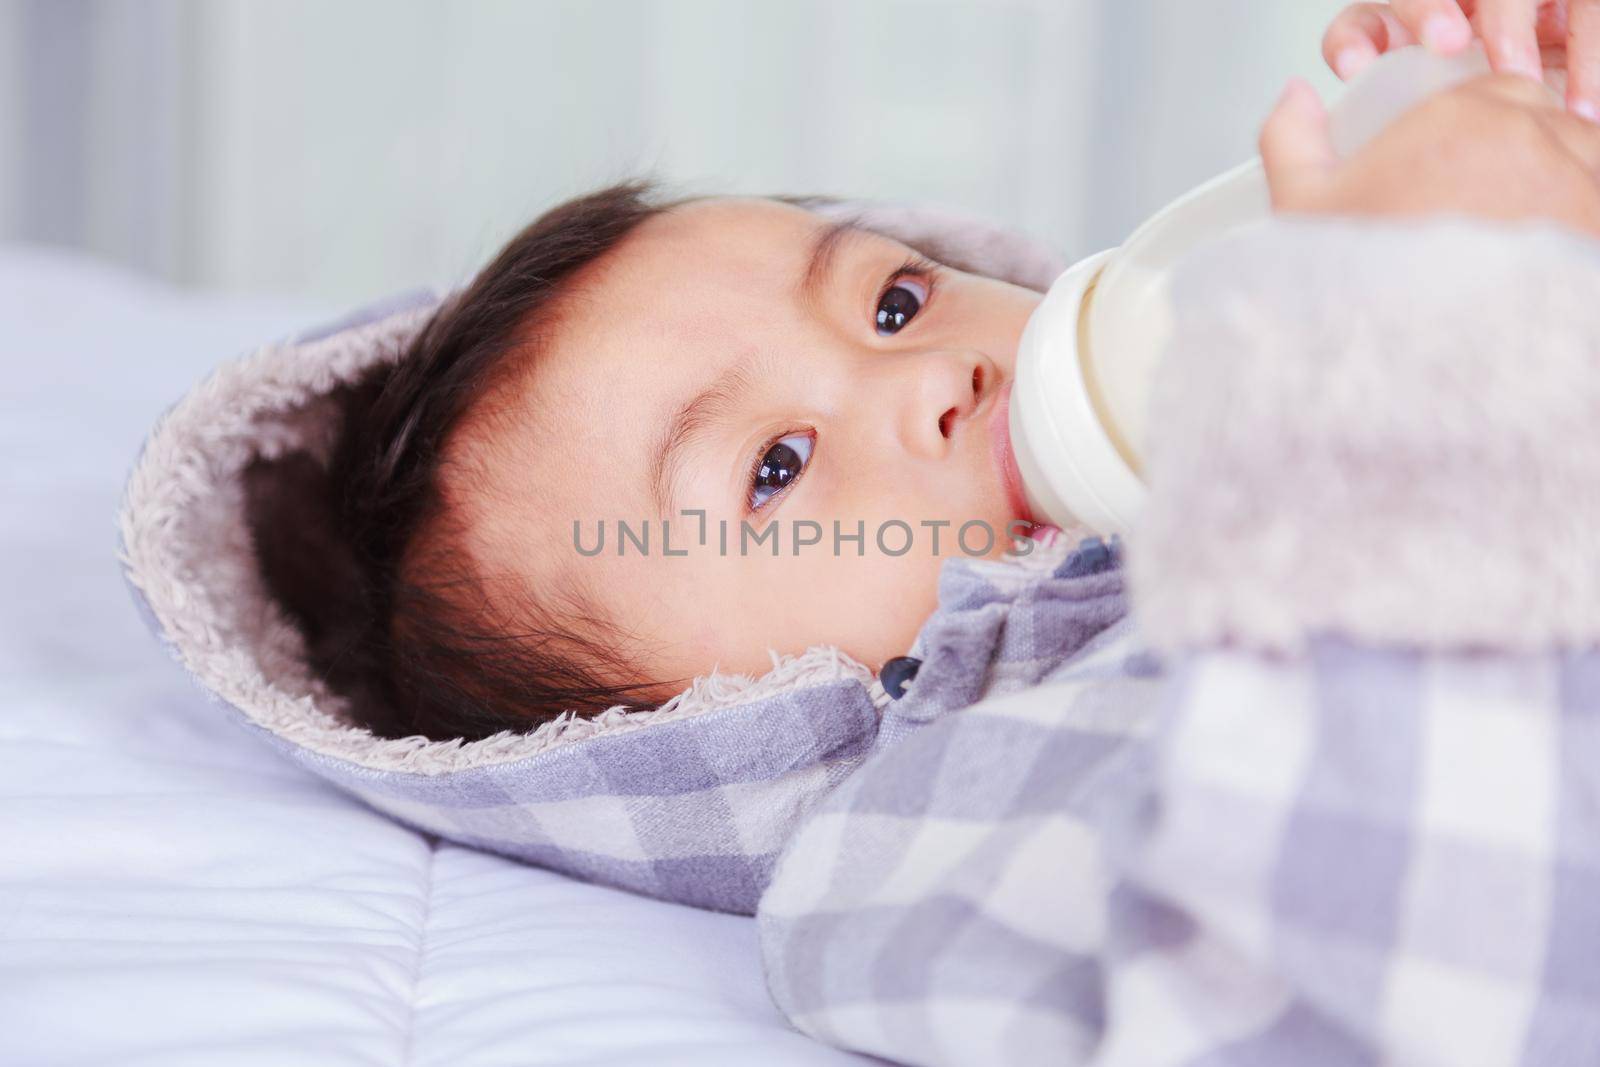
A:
[1259,78,1338,210]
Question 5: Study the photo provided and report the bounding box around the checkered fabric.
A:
[217,536,1123,916]
[758,582,1600,1065]
[257,680,879,914]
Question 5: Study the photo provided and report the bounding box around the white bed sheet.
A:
[0,246,869,1067]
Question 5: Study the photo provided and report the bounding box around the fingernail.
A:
[1421,14,1470,52]
[1575,98,1600,124]
[1334,46,1373,81]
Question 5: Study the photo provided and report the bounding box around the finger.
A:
[1535,0,1570,43]
[1569,0,1600,120]
[1260,79,1339,210]
[1325,4,1421,80]
[1324,4,1417,79]
[1476,0,1546,79]
[1392,0,1475,50]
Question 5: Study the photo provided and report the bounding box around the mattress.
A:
[0,245,869,1066]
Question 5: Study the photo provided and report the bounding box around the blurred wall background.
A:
[0,0,1349,306]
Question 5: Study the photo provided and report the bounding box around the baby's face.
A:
[453,196,1044,696]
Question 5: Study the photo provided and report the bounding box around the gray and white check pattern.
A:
[758,544,1600,1067]
[234,535,1120,917]
[250,677,881,915]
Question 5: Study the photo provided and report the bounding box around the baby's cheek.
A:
[821,554,943,666]
[683,560,793,673]
[691,623,726,666]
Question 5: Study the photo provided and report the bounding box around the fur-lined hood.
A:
[117,200,1069,913]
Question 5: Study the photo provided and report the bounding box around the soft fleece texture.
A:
[117,199,1068,914]
[1131,217,1600,655]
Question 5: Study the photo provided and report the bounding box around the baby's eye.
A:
[875,276,928,336]
[749,432,814,511]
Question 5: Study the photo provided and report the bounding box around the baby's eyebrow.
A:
[798,218,871,313]
[650,353,758,520]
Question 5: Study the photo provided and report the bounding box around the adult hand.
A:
[1260,72,1600,239]
[1322,1,1599,121]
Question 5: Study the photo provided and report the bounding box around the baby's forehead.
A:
[584,196,826,287]
[638,195,824,241]
[445,199,832,529]
[533,197,844,381]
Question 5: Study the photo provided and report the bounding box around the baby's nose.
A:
[905,351,997,457]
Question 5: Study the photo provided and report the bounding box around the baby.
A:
[259,0,1600,743]
[288,187,1052,741]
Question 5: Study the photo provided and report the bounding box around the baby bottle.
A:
[1010,44,1508,537]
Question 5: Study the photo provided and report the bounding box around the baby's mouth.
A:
[989,380,1037,528]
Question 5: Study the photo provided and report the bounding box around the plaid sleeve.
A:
[757,640,1600,1067]
[756,631,1161,1067]
[1096,641,1600,1065]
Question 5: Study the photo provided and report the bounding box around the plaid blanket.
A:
[758,562,1600,1065]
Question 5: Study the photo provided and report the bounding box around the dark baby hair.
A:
[248,180,681,741]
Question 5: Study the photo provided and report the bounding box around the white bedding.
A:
[0,246,868,1066]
